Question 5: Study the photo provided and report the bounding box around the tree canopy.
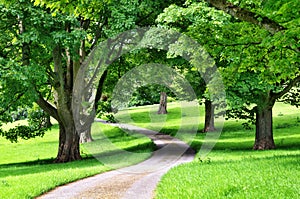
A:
[157,0,299,148]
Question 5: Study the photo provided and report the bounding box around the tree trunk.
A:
[52,45,82,163]
[79,70,108,143]
[54,98,82,162]
[157,92,167,114]
[55,122,82,163]
[80,125,93,143]
[253,101,276,150]
[203,99,216,132]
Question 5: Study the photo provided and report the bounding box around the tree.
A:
[205,0,299,149]
[156,2,230,132]
[157,0,299,149]
[157,92,168,114]
[0,0,186,162]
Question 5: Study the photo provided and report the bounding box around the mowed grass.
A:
[0,122,154,199]
[116,102,300,198]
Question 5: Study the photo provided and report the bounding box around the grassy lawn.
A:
[116,102,300,198]
[1,102,299,198]
[0,122,154,199]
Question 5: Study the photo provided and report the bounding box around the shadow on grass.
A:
[0,139,155,179]
[0,157,101,178]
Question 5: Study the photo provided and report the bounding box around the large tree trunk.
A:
[203,99,216,132]
[55,122,81,163]
[54,101,82,162]
[253,100,276,150]
[52,45,82,163]
[157,92,167,114]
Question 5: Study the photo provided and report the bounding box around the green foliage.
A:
[97,100,113,117]
[129,85,173,107]
[0,125,45,143]
[0,0,187,145]
[96,100,118,123]
[0,103,52,142]
[0,106,50,143]
[280,85,300,108]
[157,0,300,120]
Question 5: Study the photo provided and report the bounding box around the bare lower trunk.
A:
[253,102,275,150]
[157,92,167,114]
[203,99,216,132]
[80,125,93,143]
[55,123,82,163]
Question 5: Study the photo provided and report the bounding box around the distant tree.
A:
[157,92,168,114]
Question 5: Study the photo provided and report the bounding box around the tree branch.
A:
[271,75,300,100]
[91,17,108,50]
[0,91,26,115]
[206,0,286,34]
[95,69,108,111]
[36,96,59,121]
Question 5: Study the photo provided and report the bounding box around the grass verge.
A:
[0,122,154,199]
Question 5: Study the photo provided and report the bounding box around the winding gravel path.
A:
[38,120,195,199]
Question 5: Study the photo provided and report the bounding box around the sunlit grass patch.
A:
[120,102,299,199]
[0,122,154,199]
[155,154,300,199]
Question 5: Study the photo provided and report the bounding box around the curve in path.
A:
[38,120,195,199]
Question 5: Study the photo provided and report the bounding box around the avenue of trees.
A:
[0,0,299,162]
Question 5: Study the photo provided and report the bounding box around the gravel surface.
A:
[37,120,195,199]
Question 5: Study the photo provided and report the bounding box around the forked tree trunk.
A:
[79,70,108,143]
[203,99,216,132]
[253,100,276,150]
[52,44,82,163]
[157,92,167,114]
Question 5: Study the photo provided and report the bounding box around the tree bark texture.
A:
[253,99,276,150]
[54,93,82,162]
[80,125,93,143]
[203,99,216,132]
[157,92,168,114]
[55,123,81,163]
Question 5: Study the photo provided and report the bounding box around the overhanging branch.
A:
[36,96,59,121]
[271,75,300,100]
[206,0,286,34]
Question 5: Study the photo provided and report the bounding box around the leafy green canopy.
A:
[157,0,299,121]
[0,1,84,141]
[0,0,186,143]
